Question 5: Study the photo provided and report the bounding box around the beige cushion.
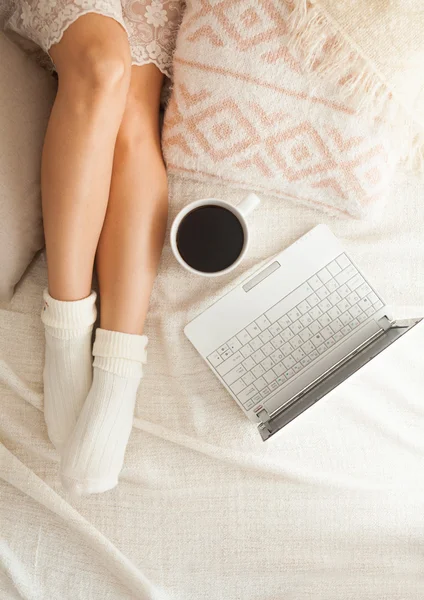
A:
[0,33,55,301]
[162,1,399,219]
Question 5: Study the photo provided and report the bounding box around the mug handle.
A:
[237,193,261,217]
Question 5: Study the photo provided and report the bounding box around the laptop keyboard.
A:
[207,254,384,411]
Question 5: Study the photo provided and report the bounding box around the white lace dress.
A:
[3,0,185,78]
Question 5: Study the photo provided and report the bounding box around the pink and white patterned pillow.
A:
[163,0,398,218]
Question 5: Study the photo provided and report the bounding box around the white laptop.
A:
[185,225,421,441]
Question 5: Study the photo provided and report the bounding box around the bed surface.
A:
[1,171,424,600]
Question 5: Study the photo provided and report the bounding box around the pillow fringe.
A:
[286,0,424,172]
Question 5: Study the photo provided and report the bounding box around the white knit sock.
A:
[41,289,97,450]
[60,328,148,495]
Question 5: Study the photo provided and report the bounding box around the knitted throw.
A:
[163,0,424,219]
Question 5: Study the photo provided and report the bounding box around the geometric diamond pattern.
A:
[164,0,395,217]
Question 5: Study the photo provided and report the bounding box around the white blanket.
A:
[1,171,424,600]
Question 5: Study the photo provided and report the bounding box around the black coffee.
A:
[176,205,244,273]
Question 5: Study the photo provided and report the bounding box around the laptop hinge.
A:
[257,316,421,441]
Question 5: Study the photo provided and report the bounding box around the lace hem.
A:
[6,0,185,79]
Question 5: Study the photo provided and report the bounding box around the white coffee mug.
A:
[170,193,260,277]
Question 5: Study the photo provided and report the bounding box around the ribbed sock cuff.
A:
[41,289,97,330]
[93,329,148,378]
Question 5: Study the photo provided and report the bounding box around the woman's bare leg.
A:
[43,14,131,300]
[60,65,168,494]
[40,14,131,450]
[96,64,168,334]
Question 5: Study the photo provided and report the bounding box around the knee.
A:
[58,40,131,105]
[81,41,130,92]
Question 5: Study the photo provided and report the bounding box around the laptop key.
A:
[217,351,244,376]
[237,330,252,345]
[283,355,296,369]
[288,308,302,321]
[338,283,350,298]
[208,351,223,367]
[231,378,246,395]
[278,315,292,329]
[259,329,273,344]
[317,286,330,300]
[228,337,242,352]
[252,349,266,364]
[330,318,343,333]
[252,364,265,378]
[272,362,285,377]
[261,342,274,357]
[281,342,294,357]
[358,297,372,311]
[328,306,341,320]
[256,315,271,331]
[271,335,284,349]
[325,337,335,349]
[300,313,313,327]
[301,341,315,354]
[271,350,284,364]
[242,356,255,371]
[307,293,320,307]
[265,369,278,383]
[318,267,332,283]
[250,336,263,351]
[326,279,338,293]
[301,356,311,367]
[336,254,351,269]
[299,327,312,342]
[321,326,333,340]
[312,333,325,347]
[337,298,350,313]
[309,321,321,335]
[308,274,322,290]
[297,300,311,315]
[281,329,294,342]
[339,312,351,326]
[240,344,254,358]
[349,305,361,318]
[318,314,331,328]
[328,260,342,276]
[285,368,295,379]
[246,322,261,338]
[261,356,273,372]
[223,364,247,386]
[261,386,271,399]
[347,291,360,306]
[255,377,267,392]
[309,306,323,321]
[290,320,303,335]
[269,322,283,336]
[292,348,305,361]
[242,372,255,386]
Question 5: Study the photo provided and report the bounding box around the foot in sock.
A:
[60,328,148,495]
[41,289,97,450]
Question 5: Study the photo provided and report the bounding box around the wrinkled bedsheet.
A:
[1,171,424,600]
